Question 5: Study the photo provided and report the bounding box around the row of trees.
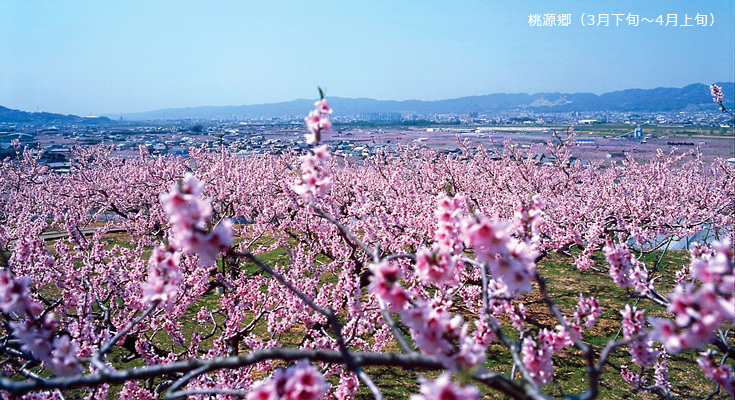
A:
[0,90,732,399]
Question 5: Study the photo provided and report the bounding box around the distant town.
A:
[1,108,733,174]
[250,108,735,128]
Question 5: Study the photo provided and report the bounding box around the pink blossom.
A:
[9,313,57,366]
[197,306,210,322]
[160,172,212,235]
[620,365,641,387]
[410,373,480,400]
[186,220,234,266]
[667,284,697,327]
[314,98,332,115]
[334,372,358,400]
[574,254,593,272]
[620,304,646,339]
[573,294,601,329]
[397,298,487,372]
[654,349,671,390]
[283,361,328,400]
[462,218,511,261]
[0,270,31,314]
[312,144,330,162]
[452,326,486,371]
[472,318,496,346]
[160,174,233,266]
[303,132,317,145]
[513,195,545,241]
[293,148,332,200]
[604,240,650,292]
[118,381,156,400]
[462,218,535,294]
[433,194,464,254]
[246,360,327,400]
[508,303,526,331]
[142,246,182,307]
[247,379,279,400]
[0,272,75,374]
[522,336,554,386]
[710,84,724,103]
[698,351,734,396]
[407,305,457,358]
[368,261,409,311]
[690,239,734,295]
[620,304,658,366]
[675,263,691,283]
[628,338,658,367]
[303,97,332,145]
[538,326,573,353]
[50,335,81,377]
[648,317,683,354]
[415,247,460,287]
[655,240,734,354]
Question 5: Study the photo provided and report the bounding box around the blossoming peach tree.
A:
[0,87,732,399]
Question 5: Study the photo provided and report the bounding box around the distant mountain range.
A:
[1,83,733,124]
[0,106,111,125]
[111,83,733,121]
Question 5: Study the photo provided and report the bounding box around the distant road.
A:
[38,227,127,241]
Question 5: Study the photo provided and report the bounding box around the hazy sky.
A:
[1,0,734,115]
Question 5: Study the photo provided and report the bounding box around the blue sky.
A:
[1,0,733,115]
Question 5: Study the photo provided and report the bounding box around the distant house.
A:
[47,162,71,174]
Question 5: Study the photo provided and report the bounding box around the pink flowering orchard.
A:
[0,89,733,399]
